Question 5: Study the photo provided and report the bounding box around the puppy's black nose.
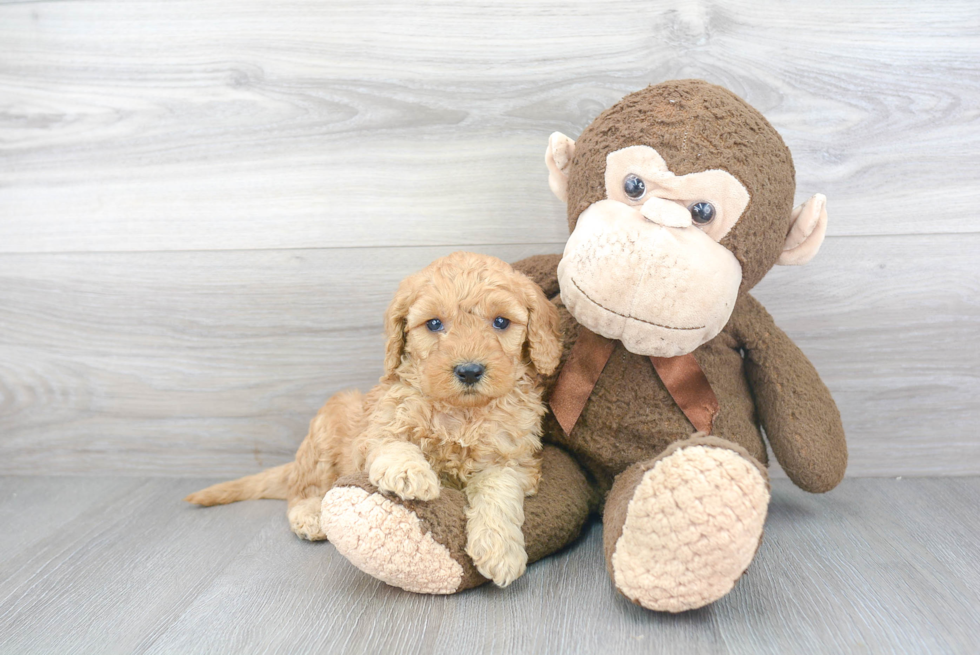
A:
[454,362,485,386]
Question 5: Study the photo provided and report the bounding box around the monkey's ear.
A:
[545,132,576,203]
[778,194,828,266]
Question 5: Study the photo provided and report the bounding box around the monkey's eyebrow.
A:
[606,145,670,174]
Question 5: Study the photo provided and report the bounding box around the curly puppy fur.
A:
[186,252,562,587]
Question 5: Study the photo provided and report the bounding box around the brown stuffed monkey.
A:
[320,79,847,612]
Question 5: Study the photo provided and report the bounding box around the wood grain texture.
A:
[0,234,977,477]
[0,476,977,654]
[0,244,561,476]
[1,0,978,479]
[0,0,978,253]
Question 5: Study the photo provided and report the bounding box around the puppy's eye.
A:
[689,202,715,224]
[425,319,444,332]
[623,174,646,200]
[492,316,510,330]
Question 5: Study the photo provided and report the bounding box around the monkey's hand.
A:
[730,293,847,493]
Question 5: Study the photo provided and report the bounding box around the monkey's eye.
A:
[689,202,716,224]
[623,174,646,200]
[425,319,444,332]
[492,316,511,330]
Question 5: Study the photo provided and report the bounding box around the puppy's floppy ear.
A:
[382,273,422,381]
[517,273,562,375]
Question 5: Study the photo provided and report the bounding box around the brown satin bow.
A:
[549,326,719,436]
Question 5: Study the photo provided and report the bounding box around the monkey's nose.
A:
[641,197,692,228]
[454,362,486,386]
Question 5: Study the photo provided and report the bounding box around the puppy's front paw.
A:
[370,456,440,502]
[466,525,528,588]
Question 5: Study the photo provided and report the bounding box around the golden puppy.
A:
[186,252,561,587]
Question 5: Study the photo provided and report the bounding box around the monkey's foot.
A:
[605,439,769,612]
[320,475,486,594]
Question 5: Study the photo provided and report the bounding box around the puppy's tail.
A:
[185,463,292,506]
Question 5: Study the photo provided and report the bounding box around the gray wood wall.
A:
[1,0,978,477]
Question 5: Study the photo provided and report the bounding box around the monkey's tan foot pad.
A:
[321,485,467,594]
[610,445,769,613]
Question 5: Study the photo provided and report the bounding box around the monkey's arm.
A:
[512,254,562,299]
[729,293,847,493]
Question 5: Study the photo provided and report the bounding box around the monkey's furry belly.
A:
[544,330,767,493]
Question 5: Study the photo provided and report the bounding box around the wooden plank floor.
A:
[1,477,977,654]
